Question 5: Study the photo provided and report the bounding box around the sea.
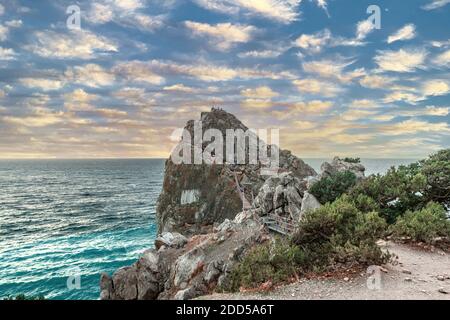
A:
[0,158,417,300]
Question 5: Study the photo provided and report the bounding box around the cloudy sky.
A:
[0,0,449,159]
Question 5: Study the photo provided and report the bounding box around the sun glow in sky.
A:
[0,0,449,159]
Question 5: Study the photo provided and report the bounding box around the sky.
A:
[0,0,449,159]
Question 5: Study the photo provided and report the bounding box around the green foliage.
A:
[3,294,46,300]
[292,195,388,267]
[310,171,358,204]
[348,164,426,223]
[226,197,389,291]
[224,237,305,292]
[348,149,450,223]
[390,202,450,244]
[419,149,450,207]
[343,157,361,163]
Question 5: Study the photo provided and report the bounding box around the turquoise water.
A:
[0,158,416,300]
[0,159,164,300]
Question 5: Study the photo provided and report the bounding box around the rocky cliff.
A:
[156,108,317,235]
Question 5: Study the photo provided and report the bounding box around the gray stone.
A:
[111,267,138,300]
[99,273,113,300]
[300,192,322,217]
[155,232,188,250]
[320,156,366,180]
[173,248,205,287]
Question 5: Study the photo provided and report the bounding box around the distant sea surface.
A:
[0,158,416,300]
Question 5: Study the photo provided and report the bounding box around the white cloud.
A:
[238,50,282,58]
[241,86,279,99]
[163,84,196,93]
[356,19,375,40]
[185,21,255,51]
[25,30,118,59]
[374,49,427,72]
[113,60,165,84]
[424,106,449,116]
[65,64,116,87]
[20,78,64,91]
[315,0,328,14]
[293,78,343,97]
[341,109,377,121]
[87,3,115,24]
[387,24,416,44]
[87,0,164,31]
[117,59,295,82]
[295,29,331,53]
[434,49,450,67]
[383,119,450,135]
[295,29,366,54]
[383,91,424,105]
[0,24,8,41]
[5,20,23,28]
[359,74,395,89]
[0,4,4,16]
[422,79,450,96]
[193,0,302,24]
[0,47,16,60]
[302,59,365,83]
[422,0,450,10]
[64,89,98,111]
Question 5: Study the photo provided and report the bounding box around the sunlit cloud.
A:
[387,24,416,44]
[374,48,427,72]
[24,30,118,59]
[185,21,255,51]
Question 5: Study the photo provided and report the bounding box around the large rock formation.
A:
[156,108,316,235]
[100,108,321,300]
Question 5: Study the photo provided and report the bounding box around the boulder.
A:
[253,172,306,221]
[300,192,322,217]
[320,157,365,180]
[155,232,188,250]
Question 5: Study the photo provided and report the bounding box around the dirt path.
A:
[200,242,450,300]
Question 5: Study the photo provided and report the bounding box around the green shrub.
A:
[348,165,426,223]
[390,202,450,244]
[310,171,358,205]
[223,237,305,292]
[343,157,361,163]
[225,196,389,291]
[419,149,450,207]
[292,196,389,268]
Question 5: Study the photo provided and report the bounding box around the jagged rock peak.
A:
[156,108,317,235]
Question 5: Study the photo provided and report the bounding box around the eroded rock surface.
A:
[320,157,366,180]
[100,212,269,300]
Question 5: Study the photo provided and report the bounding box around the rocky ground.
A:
[199,242,450,300]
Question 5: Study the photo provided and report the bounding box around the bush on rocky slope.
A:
[348,164,426,224]
[225,196,389,291]
[389,202,450,245]
[348,149,450,224]
[419,149,450,208]
[309,171,358,205]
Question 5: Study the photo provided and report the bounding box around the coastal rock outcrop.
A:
[100,108,322,300]
[100,211,269,300]
[156,108,316,235]
[320,157,366,180]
